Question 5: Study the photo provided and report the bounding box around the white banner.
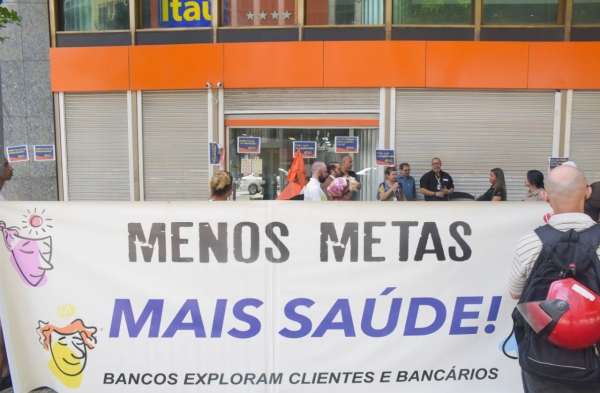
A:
[0,202,552,392]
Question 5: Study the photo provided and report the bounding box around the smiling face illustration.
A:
[0,221,53,287]
[37,319,97,388]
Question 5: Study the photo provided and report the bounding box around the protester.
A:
[321,161,341,197]
[377,167,406,201]
[302,162,327,201]
[340,154,361,200]
[209,170,233,201]
[522,170,545,202]
[508,165,600,392]
[0,156,13,390]
[396,162,416,201]
[584,181,600,223]
[476,168,507,201]
[420,157,454,201]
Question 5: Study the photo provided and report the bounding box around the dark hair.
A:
[399,162,410,170]
[327,162,339,175]
[340,154,351,162]
[385,166,397,177]
[491,168,507,200]
[210,170,233,197]
[526,170,544,189]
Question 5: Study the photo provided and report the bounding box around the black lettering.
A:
[364,222,385,262]
[171,222,193,262]
[320,222,359,262]
[489,368,498,380]
[380,371,391,383]
[408,370,419,382]
[154,374,167,385]
[265,222,290,263]
[208,373,219,384]
[256,373,268,384]
[269,373,283,384]
[234,223,260,263]
[244,373,256,385]
[396,371,408,382]
[352,372,363,383]
[329,372,340,384]
[415,222,446,261]
[475,368,488,380]
[290,373,300,384]
[449,221,472,261]
[141,373,153,385]
[231,374,243,385]
[184,373,195,384]
[168,373,178,385]
[364,372,374,383]
[196,373,207,385]
[392,221,418,261]
[128,373,140,384]
[458,368,470,380]
[317,373,327,384]
[199,223,228,263]
[104,373,115,384]
[422,370,433,381]
[116,374,126,384]
[128,223,166,262]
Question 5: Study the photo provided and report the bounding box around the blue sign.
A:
[548,157,569,172]
[159,0,212,28]
[293,141,316,158]
[335,136,359,154]
[33,145,56,161]
[6,145,28,163]
[237,137,261,154]
[376,150,395,166]
[208,142,224,165]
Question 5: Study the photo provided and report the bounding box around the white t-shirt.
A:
[302,178,326,201]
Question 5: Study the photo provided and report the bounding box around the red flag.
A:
[276,151,307,200]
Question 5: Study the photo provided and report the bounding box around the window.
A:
[60,0,129,31]
[222,0,297,27]
[573,0,600,24]
[483,0,559,24]
[141,0,212,28]
[306,0,383,25]
[393,0,472,25]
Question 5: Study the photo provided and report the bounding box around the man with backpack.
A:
[508,164,600,392]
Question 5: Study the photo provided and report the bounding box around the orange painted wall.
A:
[49,41,600,92]
[50,47,129,92]
[324,41,426,88]
[130,44,223,90]
[528,42,600,90]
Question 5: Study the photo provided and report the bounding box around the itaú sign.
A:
[160,0,211,27]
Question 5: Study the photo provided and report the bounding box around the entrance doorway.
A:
[227,128,379,201]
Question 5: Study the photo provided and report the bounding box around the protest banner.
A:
[0,202,552,392]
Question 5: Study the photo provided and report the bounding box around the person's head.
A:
[327,162,341,178]
[584,182,600,222]
[399,163,410,179]
[431,157,442,174]
[311,161,327,182]
[385,166,397,182]
[544,165,590,214]
[490,168,506,190]
[209,170,233,200]
[525,170,544,190]
[37,319,97,377]
[1,156,14,184]
[340,154,353,172]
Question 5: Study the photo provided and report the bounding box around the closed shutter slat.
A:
[142,91,209,201]
[65,93,130,201]
[395,90,555,201]
[569,91,600,182]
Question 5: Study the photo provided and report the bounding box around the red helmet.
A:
[517,278,600,350]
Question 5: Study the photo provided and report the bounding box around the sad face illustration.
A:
[0,221,53,287]
[37,319,97,388]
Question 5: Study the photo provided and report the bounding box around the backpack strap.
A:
[574,224,600,251]
[533,224,564,247]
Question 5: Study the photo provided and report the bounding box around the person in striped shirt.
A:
[508,164,599,393]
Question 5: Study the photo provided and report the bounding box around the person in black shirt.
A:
[419,157,454,201]
[477,168,507,201]
[340,154,361,200]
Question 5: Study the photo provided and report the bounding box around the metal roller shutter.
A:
[224,89,380,113]
[64,93,131,201]
[395,90,555,201]
[569,91,600,183]
[141,91,209,201]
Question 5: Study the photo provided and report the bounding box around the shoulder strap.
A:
[533,224,564,247]
[575,224,600,251]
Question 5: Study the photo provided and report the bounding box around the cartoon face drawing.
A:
[37,319,97,388]
[0,221,53,287]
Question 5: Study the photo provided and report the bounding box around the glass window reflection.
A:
[393,0,472,25]
[483,0,559,24]
[222,0,297,27]
[60,0,130,31]
[573,0,600,24]
[306,0,383,25]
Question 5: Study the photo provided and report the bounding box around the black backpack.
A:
[507,224,600,388]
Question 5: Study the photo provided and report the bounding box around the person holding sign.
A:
[209,171,233,201]
[420,157,454,201]
[377,167,406,202]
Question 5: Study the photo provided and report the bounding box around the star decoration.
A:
[259,11,267,20]
[271,11,279,19]
[246,11,254,20]
[283,10,291,19]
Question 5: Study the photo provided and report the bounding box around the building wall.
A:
[0,0,57,201]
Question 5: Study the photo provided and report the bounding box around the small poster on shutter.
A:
[6,145,29,163]
[208,142,224,165]
[293,141,317,158]
[237,137,261,154]
[549,157,570,172]
[335,136,359,153]
[33,145,56,161]
[376,150,395,166]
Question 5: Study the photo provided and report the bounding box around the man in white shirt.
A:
[0,156,14,201]
[508,165,599,392]
[302,161,327,201]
